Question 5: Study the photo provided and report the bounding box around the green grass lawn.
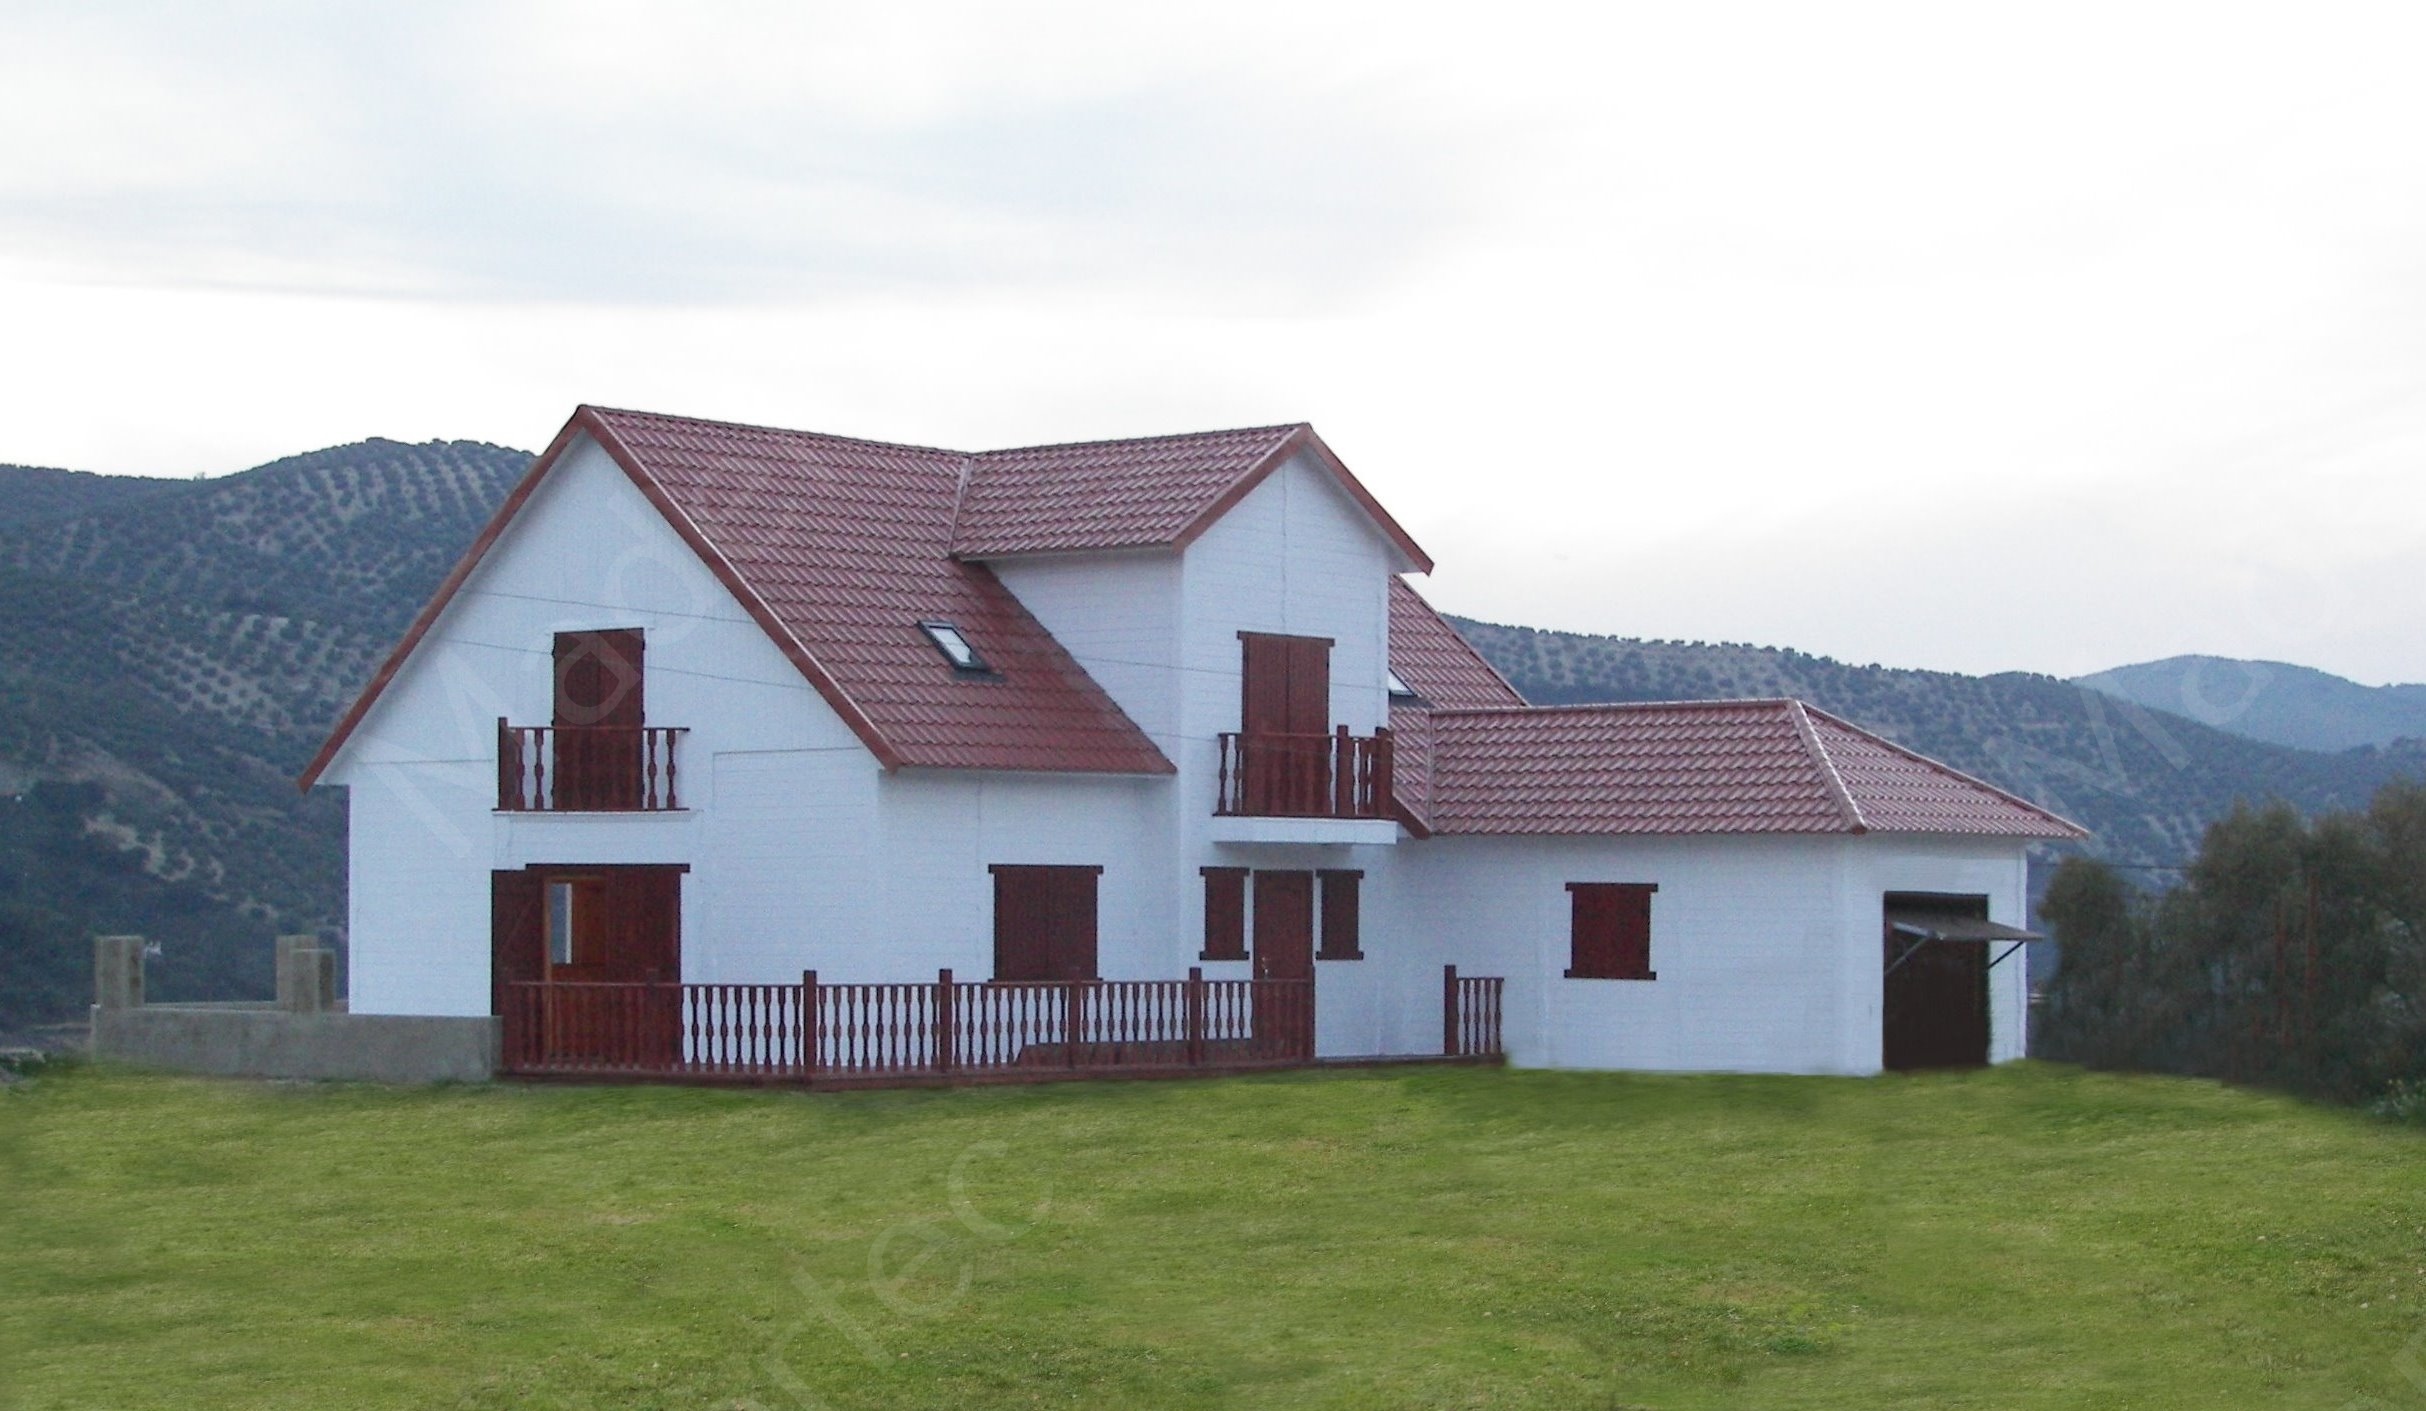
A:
[4,1062,2423,1410]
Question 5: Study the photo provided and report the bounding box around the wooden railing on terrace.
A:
[1214,726,1393,819]
[500,965,1503,1085]
[497,720,687,812]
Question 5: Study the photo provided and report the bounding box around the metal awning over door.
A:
[1884,910,2041,977]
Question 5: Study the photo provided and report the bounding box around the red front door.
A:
[1251,870,1316,1058]
[494,864,683,1069]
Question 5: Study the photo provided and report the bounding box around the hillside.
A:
[1449,620,2426,870]
[0,463,190,530]
[0,440,530,1030]
[2075,654,2426,753]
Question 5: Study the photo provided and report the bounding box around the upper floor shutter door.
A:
[554,629,645,728]
[1240,633,1329,736]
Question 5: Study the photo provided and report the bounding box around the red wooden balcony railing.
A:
[1214,726,1393,819]
[497,720,687,812]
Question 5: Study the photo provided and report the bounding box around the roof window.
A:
[1386,668,1418,699]
[919,620,990,674]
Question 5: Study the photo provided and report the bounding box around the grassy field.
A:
[4,1062,2422,1409]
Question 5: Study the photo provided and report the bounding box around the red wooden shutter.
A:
[1201,867,1248,961]
[991,865,1102,981]
[992,867,1049,981]
[553,630,645,727]
[490,870,545,1016]
[1049,867,1100,981]
[1566,883,1657,980]
[1240,634,1291,736]
[1284,636,1329,734]
[1317,869,1363,960]
[1613,886,1653,980]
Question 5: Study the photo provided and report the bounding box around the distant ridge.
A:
[2073,654,2426,754]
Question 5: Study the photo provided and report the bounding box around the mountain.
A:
[2073,655,2426,754]
[1447,621,2426,872]
[0,440,531,1032]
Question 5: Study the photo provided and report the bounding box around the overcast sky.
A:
[4,2,2423,686]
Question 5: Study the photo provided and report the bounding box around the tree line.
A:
[2038,779,2426,1108]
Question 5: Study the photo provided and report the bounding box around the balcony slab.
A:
[1207,815,1401,846]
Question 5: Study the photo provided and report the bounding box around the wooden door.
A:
[553,629,644,809]
[496,864,683,1069]
[1240,634,1331,814]
[1252,870,1316,1057]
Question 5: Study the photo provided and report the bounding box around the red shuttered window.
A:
[1200,866,1249,961]
[1566,882,1657,980]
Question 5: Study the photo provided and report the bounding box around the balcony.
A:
[497,719,688,812]
[1214,726,1394,827]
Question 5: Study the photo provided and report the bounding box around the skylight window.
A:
[919,620,990,674]
[1386,668,1417,699]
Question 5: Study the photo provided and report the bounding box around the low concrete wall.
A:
[91,1006,499,1084]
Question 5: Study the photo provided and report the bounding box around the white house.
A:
[299,405,2084,1082]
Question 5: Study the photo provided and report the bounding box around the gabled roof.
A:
[301,406,1179,787]
[950,423,1432,570]
[1417,699,2086,839]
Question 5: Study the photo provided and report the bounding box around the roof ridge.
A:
[580,404,971,460]
[944,454,978,553]
[1787,699,1869,833]
[1798,702,2086,835]
[1427,697,1803,720]
[973,422,1306,460]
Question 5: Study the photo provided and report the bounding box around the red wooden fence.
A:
[1442,964,1504,1060]
[502,964,1497,1084]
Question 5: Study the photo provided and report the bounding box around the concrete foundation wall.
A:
[91,1006,499,1083]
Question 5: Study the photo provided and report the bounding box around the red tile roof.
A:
[1385,578,1525,836]
[1387,578,1525,710]
[1417,699,2085,838]
[302,406,1177,784]
[951,423,1433,570]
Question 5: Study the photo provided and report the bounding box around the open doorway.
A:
[1882,892,1991,1070]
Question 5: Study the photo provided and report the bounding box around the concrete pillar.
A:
[94,934,145,1010]
[277,936,335,1015]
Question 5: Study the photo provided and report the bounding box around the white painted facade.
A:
[319,430,2049,1076]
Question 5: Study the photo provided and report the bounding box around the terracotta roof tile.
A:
[1383,579,1523,834]
[951,425,1302,556]
[1419,700,2085,838]
[1387,578,1524,711]
[583,408,1173,775]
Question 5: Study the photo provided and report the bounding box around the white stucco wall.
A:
[1369,832,2033,1075]
[325,436,873,1015]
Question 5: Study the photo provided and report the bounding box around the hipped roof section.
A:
[1400,697,2087,840]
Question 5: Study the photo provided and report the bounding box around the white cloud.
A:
[4,0,2425,684]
